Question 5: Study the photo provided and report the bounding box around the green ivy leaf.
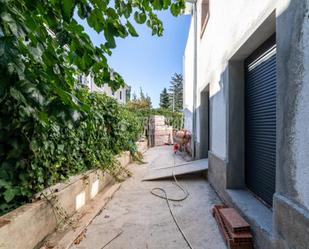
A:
[9,87,26,104]
[87,9,104,33]
[104,30,116,49]
[134,11,147,24]
[0,179,9,188]
[77,2,91,19]
[106,8,118,19]
[170,3,180,16]
[163,0,171,9]
[126,21,139,37]
[4,189,16,203]
[62,0,75,21]
[153,0,164,10]
[58,144,65,152]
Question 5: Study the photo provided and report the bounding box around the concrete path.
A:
[71,146,227,249]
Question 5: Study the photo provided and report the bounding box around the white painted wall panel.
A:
[183,18,194,133]
[184,0,278,159]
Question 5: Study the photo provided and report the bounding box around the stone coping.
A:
[0,140,148,249]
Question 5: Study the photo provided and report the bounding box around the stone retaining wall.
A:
[136,139,148,154]
[0,141,147,249]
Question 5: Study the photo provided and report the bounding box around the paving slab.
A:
[70,146,227,249]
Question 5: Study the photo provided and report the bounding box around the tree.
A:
[145,94,152,108]
[139,88,152,108]
[160,88,170,109]
[0,1,185,212]
[0,0,185,117]
[168,73,183,112]
[126,88,152,109]
[139,87,146,101]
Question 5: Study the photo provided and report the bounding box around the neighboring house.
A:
[46,28,128,105]
[183,1,309,249]
[78,74,128,104]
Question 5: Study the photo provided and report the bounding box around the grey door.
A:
[245,35,276,206]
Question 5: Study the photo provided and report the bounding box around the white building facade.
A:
[78,74,128,104]
[183,0,309,248]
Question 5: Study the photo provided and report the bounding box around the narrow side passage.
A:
[71,146,227,249]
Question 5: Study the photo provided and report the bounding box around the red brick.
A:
[219,208,251,233]
[212,205,254,249]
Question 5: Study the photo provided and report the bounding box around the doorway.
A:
[199,87,210,159]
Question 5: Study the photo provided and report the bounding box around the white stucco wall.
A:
[184,0,278,159]
[95,83,127,104]
[183,18,194,133]
[293,13,309,210]
[79,75,127,104]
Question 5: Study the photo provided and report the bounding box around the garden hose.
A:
[150,153,194,249]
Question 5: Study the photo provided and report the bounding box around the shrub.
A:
[126,106,183,131]
[0,88,142,215]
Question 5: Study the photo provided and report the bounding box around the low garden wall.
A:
[0,141,147,249]
[135,138,148,154]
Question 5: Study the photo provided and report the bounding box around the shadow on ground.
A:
[71,146,227,249]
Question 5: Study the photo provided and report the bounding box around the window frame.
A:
[200,0,210,38]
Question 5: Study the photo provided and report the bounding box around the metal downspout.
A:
[192,1,197,159]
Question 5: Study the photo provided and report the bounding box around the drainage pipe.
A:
[187,0,198,159]
[183,0,197,159]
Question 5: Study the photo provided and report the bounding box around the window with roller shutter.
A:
[245,34,277,206]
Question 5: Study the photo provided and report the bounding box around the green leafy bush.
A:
[0,88,142,215]
[0,0,185,215]
[126,106,183,131]
[150,108,183,130]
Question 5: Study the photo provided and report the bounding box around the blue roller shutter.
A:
[245,35,276,206]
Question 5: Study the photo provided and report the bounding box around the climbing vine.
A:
[0,88,142,215]
[0,0,185,215]
[126,105,184,130]
[0,0,185,111]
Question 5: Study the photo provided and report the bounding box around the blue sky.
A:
[77,10,191,107]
